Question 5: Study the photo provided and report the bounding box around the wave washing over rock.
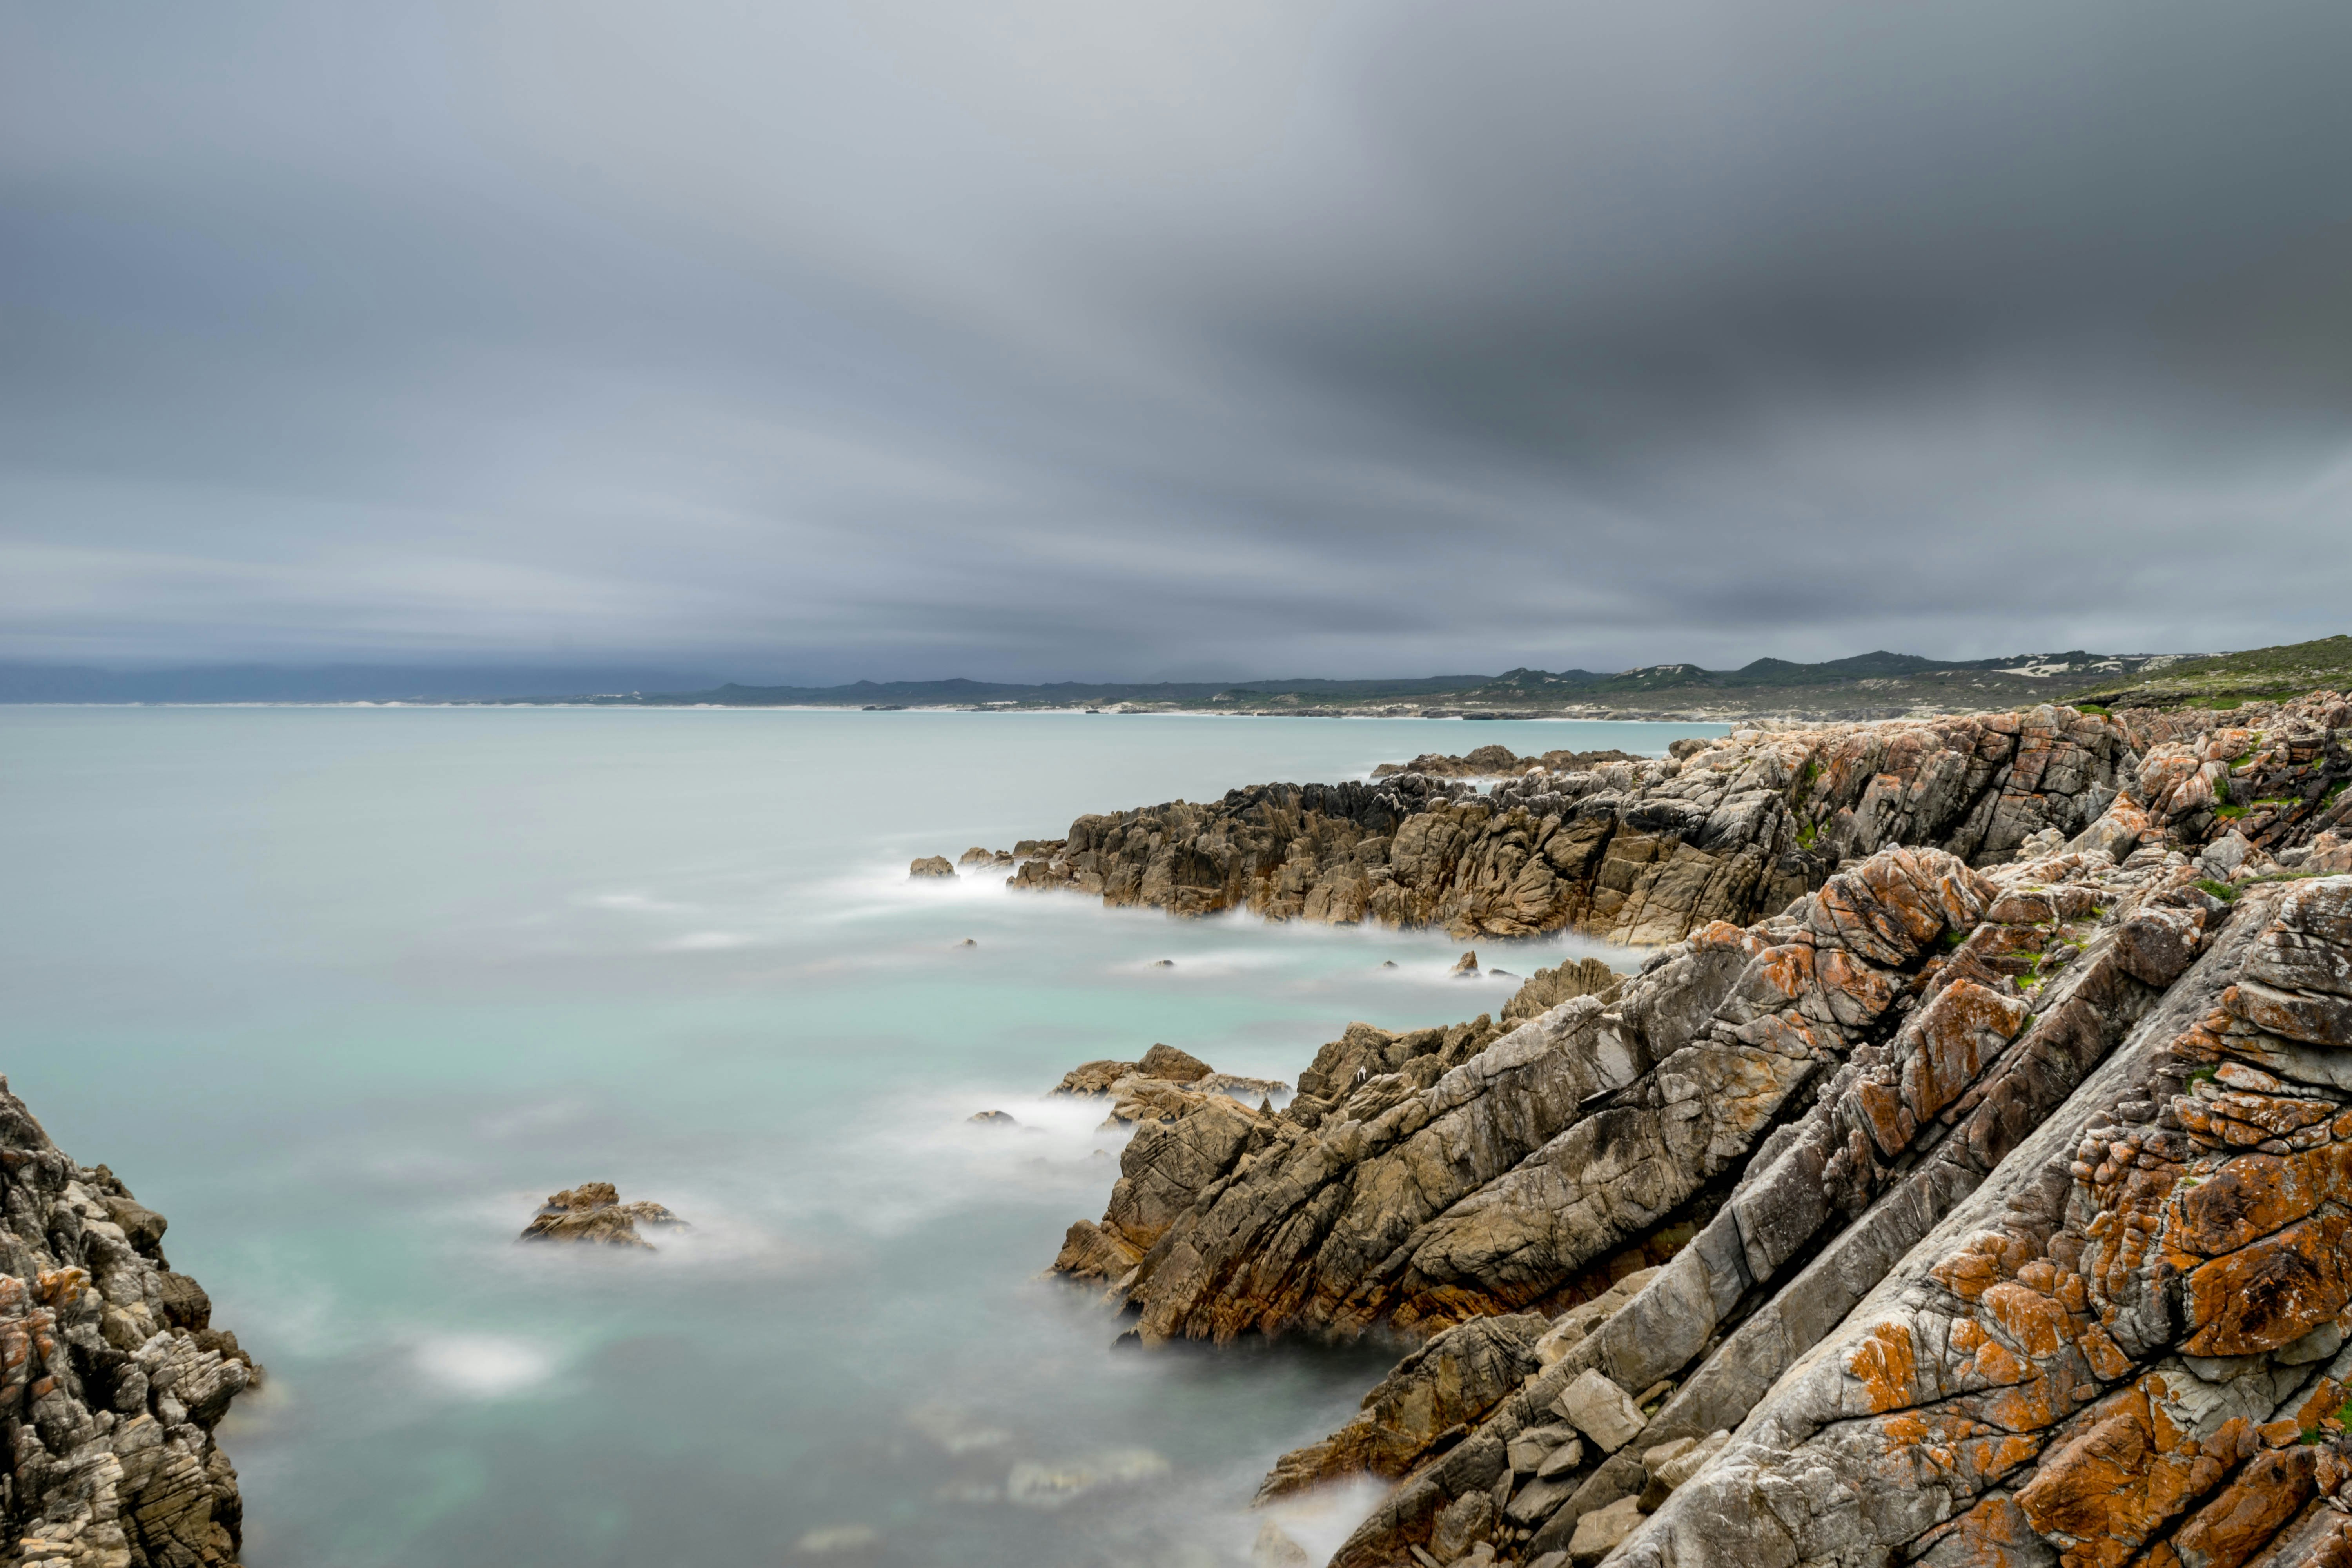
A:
[1042,695,2352,1567]
[0,1079,254,1568]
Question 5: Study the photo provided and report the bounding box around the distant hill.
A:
[2064,634,2352,710]
[537,649,2209,718]
[13,641,2341,718]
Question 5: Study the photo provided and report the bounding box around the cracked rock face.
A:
[1041,694,2352,1568]
[0,1080,254,1568]
[999,695,2352,946]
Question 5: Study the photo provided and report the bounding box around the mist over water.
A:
[0,708,1723,1567]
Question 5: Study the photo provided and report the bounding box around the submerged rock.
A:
[1251,1519,1313,1568]
[794,1523,880,1554]
[519,1182,688,1250]
[1004,1447,1170,1509]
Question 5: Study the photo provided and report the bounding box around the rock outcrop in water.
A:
[0,1077,255,1568]
[519,1183,687,1249]
[1372,746,1644,780]
[1045,694,2352,1568]
[1002,697,2352,946]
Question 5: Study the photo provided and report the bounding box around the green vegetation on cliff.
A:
[2067,633,2352,709]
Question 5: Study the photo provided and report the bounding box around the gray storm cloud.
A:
[3,0,2349,680]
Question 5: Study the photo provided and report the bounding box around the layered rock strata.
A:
[0,1079,254,1568]
[1040,693,2352,1568]
[1002,696,2352,944]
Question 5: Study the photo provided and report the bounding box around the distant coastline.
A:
[6,632,2347,720]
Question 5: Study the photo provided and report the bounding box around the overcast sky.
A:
[5,2,2350,682]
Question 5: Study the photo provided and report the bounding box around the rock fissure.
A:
[0,1080,254,1568]
[1034,693,2352,1568]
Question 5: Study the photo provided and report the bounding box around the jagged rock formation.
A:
[1372,747,1643,780]
[1051,1049,1297,1282]
[0,1078,255,1568]
[518,1183,687,1249]
[1501,959,1623,1025]
[1003,697,2352,944]
[1042,694,2352,1568]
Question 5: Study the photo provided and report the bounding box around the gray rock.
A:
[1506,1423,1578,1474]
[0,1077,255,1566]
[1567,1495,1644,1564]
[1535,1436,1586,1480]
[1430,1488,1494,1560]
[1552,1368,1645,1454]
[1639,1430,1727,1509]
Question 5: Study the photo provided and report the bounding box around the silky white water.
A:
[0,707,1724,1567]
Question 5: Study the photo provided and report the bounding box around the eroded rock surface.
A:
[1001,696,2352,945]
[1372,746,1644,780]
[1038,693,2352,1568]
[519,1183,687,1249]
[0,1078,255,1567]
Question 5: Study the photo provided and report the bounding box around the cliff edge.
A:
[1045,693,2352,1568]
[0,1080,254,1568]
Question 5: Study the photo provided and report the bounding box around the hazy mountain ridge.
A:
[9,638,2346,720]
[534,648,2216,718]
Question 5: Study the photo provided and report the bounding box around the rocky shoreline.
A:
[0,1079,255,1568]
[1034,692,2352,1566]
[976,697,2350,948]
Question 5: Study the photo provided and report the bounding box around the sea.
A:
[0,706,1726,1568]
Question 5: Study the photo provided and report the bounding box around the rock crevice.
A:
[1038,693,2352,1568]
[0,1080,254,1568]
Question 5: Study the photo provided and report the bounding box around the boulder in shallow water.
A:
[1450,949,1480,977]
[909,855,956,878]
[967,1109,1017,1126]
[520,1182,688,1250]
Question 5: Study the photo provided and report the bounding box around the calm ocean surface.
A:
[0,707,1725,1568]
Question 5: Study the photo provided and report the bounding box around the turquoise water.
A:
[0,708,1724,1568]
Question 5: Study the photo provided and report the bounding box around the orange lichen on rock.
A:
[1849,1320,1921,1414]
[2182,1211,2352,1357]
